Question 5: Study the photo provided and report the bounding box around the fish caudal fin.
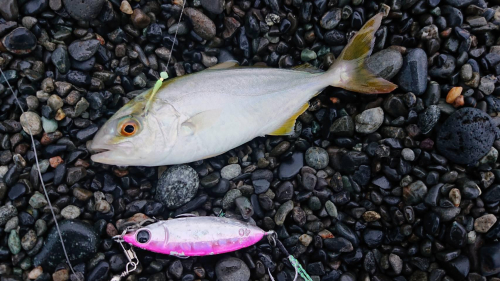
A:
[327,13,397,94]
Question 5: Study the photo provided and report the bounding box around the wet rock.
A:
[68,39,100,62]
[0,0,19,21]
[0,205,17,226]
[479,242,500,276]
[437,108,496,164]
[278,152,303,180]
[330,116,354,137]
[474,214,497,233]
[215,257,250,281]
[201,0,224,14]
[403,181,427,205]
[131,9,150,29]
[33,220,99,270]
[155,165,199,209]
[443,255,470,279]
[2,27,37,55]
[354,107,384,134]
[305,147,329,169]
[397,48,428,95]
[62,0,105,21]
[20,111,42,135]
[418,105,441,134]
[221,164,241,180]
[275,200,294,226]
[184,8,216,40]
[366,49,403,80]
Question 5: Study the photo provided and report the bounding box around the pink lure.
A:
[123,216,267,257]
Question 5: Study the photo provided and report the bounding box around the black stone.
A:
[437,108,496,165]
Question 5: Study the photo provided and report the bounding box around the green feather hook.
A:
[144,72,169,115]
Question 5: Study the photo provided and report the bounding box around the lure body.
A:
[123,217,266,257]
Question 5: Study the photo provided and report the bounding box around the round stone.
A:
[155,165,199,209]
[20,111,42,135]
[354,107,384,134]
[62,0,105,21]
[437,108,496,165]
[220,164,241,180]
[215,257,250,281]
[305,147,329,170]
[1,27,37,55]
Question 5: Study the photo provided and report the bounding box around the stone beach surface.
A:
[0,0,500,280]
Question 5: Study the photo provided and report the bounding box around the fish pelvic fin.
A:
[269,102,309,136]
[327,12,397,94]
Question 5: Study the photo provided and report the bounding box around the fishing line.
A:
[0,68,82,281]
[167,0,186,68]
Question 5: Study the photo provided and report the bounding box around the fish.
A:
[90,13,397,166]
[122,216,268,257]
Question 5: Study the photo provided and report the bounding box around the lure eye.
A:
[136,230,150,243]
[120,120,139,137]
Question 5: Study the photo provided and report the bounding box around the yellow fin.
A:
[292,63,324,74]
[327,13,397,94]
[207,60,239,70]
[269,102,309,136]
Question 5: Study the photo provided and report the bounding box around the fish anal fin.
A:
[207,60,240,70]
[269,102,309,136]
[181,109,221,136]
[292,63,324,74]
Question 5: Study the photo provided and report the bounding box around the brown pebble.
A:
[29,266,43,279]
[474,214,497,233]
[446,87,462,104]
[330,97,340,104]
[40,131,63,145]
[184,7,216,40]
[74,159,90,168]
[120,0,133,14]
[106,223,118,237]
[49,156,64,168]
[453,95,464,108]
[52,269,69,281]
[449,188,461,207]
[318,229,334,239]
[362,211,381,222]
[55,108,66,121]
[131,9,151,29]
[113,168,129,177]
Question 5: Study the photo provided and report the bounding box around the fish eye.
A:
[120,119,139,137]
[136,230,150,243]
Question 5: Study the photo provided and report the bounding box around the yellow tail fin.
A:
[328,13,397,94]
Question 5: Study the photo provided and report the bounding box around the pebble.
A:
[154,166,196,209]
[220,164,241,180]
[61,205,81,219]
[354,107,384,134]
[215,257,250,281]
[29,191,48,208]
[33,220,99,270]
[397,48,428,95]
[0,205,18,226]
[437,108,496,164]
[479,242,500,276]
[418,105,441,134]
[20,111,42,135]
[201,0,224,14]
[474,214,497,233]
[1,27,37,54]
[8,230,21,254]
[305,147,329,169]
[275,200,294,226]
[184,8,216,40]
[68,39,100,62]
[62,0,105,21]
[366,49,403,79]
[403,180,428,205]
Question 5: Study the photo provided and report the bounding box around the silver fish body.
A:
[90,13,396,166]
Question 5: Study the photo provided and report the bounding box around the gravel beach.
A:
[1,0,500,280]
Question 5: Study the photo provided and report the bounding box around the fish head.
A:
[91,90,179,166]
[123,223,169,252]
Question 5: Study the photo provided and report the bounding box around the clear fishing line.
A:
[0,68,82,281]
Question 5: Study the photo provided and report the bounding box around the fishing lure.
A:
[111,216,312,281]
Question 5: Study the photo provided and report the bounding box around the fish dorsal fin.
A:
[269,102,309,136]
[180,109,222,136]
[292,63,324,74]
[208,60,240,70]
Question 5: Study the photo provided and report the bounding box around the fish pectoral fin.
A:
[181,109,222,135]
[207,60,240,70]
[269,102,309,136]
